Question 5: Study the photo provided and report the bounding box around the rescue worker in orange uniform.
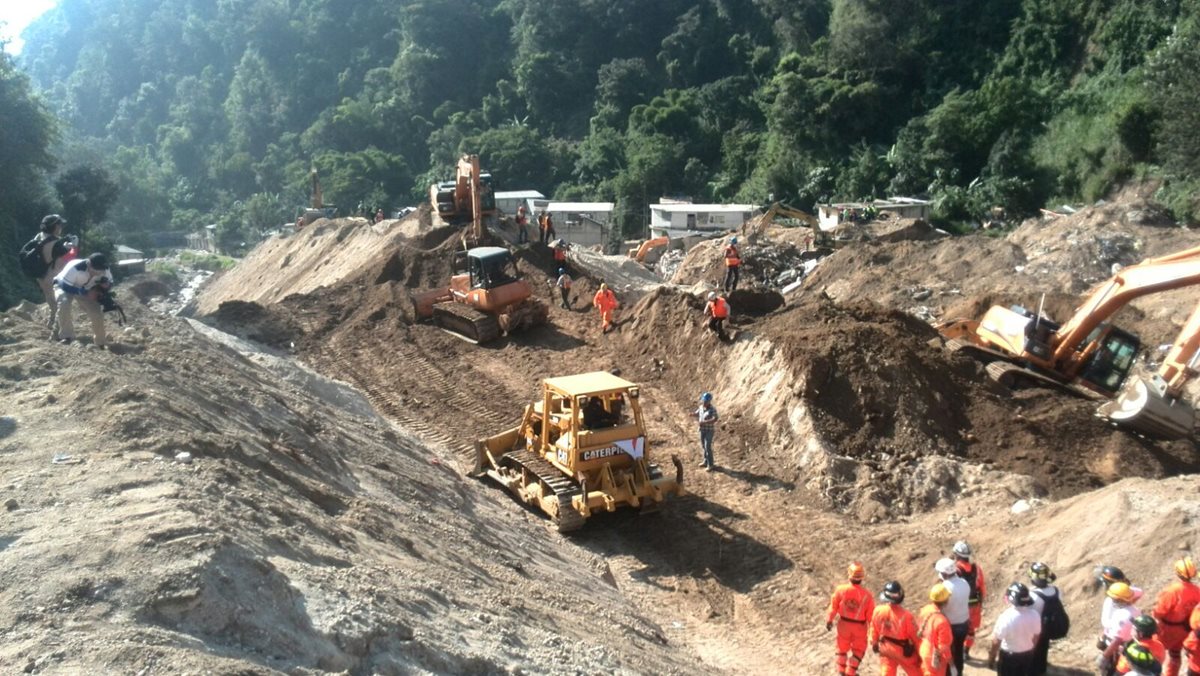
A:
[592,283,618,333]
[827,562,876,676]
[723,236,742,293]
[1154,557,1200,676]
[919,584,954,676]
[704,291,730,341]
[953,540,986,657]
[515,204,529,243]
[870,581,922,676]
[1116,614,1167,674]
[1182,602,1200,676]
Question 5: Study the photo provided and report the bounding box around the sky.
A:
[0,0,58,56]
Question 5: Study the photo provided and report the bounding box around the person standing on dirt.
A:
[986,583,1041,676]
[1115,615,1167,674]
[53,253,114,347]
[555,268,573,309]
[952,541,986,658]
[553,240,568,269]
[25,214,72,334]
[1153,557,1200,676]
[870,581,922,676]
[515,204,530,244]
[1101,582,1142,675]
[539,211,556,246]
[920,584,954,676]
[1182,602,1200,676]
[691,392,718,471]
[374,208,385,223]
[936,557,971,675]
[723,236,742,293]
[1028,562,1069,675]
[704,291,730,341]
[827,562,875,676]
[592,283,618,333]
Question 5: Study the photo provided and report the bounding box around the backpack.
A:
[18,236,52,279]
[1036,588,1070,640]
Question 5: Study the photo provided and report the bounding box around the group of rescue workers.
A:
[826,543,1200,676]
[21,214,116,347]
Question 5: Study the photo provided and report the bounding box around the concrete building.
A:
[817,197,931,231]
[647,203,759,248]
[495,190,545,215]
[538,201,616,249]
[186,225,217,252]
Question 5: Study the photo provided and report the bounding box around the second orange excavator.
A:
[937,243,1200,439]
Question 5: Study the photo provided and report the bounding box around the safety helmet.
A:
[1006,582,1033,607]
[599,283,608,291]
[935,558,957,576]
[929,583,951,604]
[558,268,565,275]
[1029,562,1056,587]
[88,253,109,270]
[952,541,972,560]
[729,237,738,244]
[1132,613,1158,637]
[1122,641,1161,674]
[847,562,865,582]
[1100,565,1128,586]
[1175,556,1197,581]
[882,581,904,603]
[707,292,717,301]
[40,213,66,232]
[1108,582,1136,604]
[700,392,713,403]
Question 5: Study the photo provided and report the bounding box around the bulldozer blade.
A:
[1098,376,1196,440]
[470,439,487,477]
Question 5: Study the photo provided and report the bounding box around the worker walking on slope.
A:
[870,581,922,676]
[935,557,972,675]
[592,283,618,333]
[704,291,730,341]
[827,562,876,676]
[1116,615,1166,674]
[1028,562,1070,675]
[555,268,572,309]
[986,583,1041,676]
[1100,582,1142,675]
[691,392,718,471]
[952,541,986,658]
[920,584,954,676]
[1153,557,1200,676]
[723,236,741,293]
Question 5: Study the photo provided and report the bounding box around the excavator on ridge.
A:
[937,243,1200,439]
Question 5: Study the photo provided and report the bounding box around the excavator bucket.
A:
[1098,375,1195,440]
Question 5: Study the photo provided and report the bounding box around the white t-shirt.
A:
[992,604,1042,652]
[1102,603,1138,641]
[942,576,971,625]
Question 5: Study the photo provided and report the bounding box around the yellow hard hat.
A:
[929,583,951,604]
[847,562,865,582]
[1176,556,1197,580]
[1108,582,1136,604]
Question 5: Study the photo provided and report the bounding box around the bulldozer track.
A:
[502,449,585,532]
[433,303,501,344]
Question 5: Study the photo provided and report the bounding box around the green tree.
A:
[55,165,120,239]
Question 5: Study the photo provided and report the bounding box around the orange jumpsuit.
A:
[828,582,875,675]
[870,603,922,676]
[1181,603,1200,674]
[956,559,985,649]
[918,604,952,676]
[1116,636,1167,673]
[592,289,618,332]
[1155,579,1200,676]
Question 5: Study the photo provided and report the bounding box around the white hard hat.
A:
[953,541,972,559]
[707,292,717,301]
[935,558,958,576]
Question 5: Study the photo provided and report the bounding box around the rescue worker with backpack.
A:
[52,252,114,347]
[19,214,73,333]
[1028,561,1070,674]
[1153,557,1200,676]
[919,583,954,676]
[952,540,986,657]
[869,581,922,676]
[704,291,730,341]
[1116,615,1167,674]
[722,236,741,293]
[827,562,875,676]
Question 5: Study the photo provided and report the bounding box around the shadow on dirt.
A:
[575,493,792,594]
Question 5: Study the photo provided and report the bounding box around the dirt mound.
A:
[124,272,179,303]
[204,299,302,349]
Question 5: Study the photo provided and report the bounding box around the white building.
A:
[495,190,545,215]
[817,197,932,231]
[648,203,758,240]
[536,201,615,249]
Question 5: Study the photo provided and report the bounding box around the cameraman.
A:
[52,253,115,347]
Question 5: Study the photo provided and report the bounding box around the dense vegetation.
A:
[5,0,1200,306]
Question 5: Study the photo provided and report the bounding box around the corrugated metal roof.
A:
[650,204,757,213]
[547,202,615,212]
[495,190,545,199]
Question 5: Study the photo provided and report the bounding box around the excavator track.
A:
[984,361,1104,400]
[497,449,585,532]
[433,303,501,344]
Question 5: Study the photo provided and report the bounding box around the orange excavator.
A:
[429,153,496,246]
[937,244,1200,439]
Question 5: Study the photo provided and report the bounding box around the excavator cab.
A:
[1077,326,1140,395]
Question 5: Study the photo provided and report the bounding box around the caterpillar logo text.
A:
[582,446,623,461]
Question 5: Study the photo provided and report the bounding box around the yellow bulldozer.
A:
[475,371,684,532]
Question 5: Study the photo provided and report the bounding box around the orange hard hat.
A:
[929,583,951,604]
[1108,582,1136,604]
[1176,556,1197,580]
[847,562,865,582]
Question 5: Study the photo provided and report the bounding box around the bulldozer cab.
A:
[534,372,646,475]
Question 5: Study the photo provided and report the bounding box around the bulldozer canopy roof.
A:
[468,246,511,262]
[544,371,636,397]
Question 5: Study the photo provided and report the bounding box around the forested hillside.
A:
[4,0,1200,306]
